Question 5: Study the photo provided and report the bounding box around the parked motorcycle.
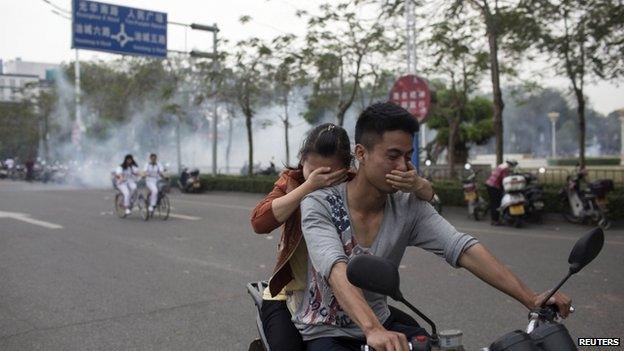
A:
[424,160,443,214]
[560,167,613,230]
[178,167,201,193]
[0,163,8,179]
[499,173,527,228]
[255,162,279,176]
[520,167,547,224]
[347,227,604,351]
[463,163,488,220]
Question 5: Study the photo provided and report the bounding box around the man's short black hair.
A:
[355,102,419,149]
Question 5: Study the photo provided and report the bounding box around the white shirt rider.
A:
[144,161,166,212]
[115,165,139,184]
[144,162,164,180]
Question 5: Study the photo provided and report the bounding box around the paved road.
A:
[0,180,622,350]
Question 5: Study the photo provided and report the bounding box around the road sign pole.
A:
[211,24,218,176]
[412,131,420,171]
[405,0,419,171]
[74,48,82,154]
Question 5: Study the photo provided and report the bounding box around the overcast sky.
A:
[1,0,622,115]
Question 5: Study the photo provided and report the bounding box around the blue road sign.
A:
[72,0,167,58]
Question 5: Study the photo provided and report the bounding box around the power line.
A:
[51,9,71,20]
[41,0,70,14]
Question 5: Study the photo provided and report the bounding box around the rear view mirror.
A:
[347,255,402,300]
[540,227,604,307]
[568,227,604,274]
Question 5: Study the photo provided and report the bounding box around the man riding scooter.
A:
[293,104,569,351]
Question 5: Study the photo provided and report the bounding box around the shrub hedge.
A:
[431,181,624,220]
[547,157,622,166]
[182,175,623,220]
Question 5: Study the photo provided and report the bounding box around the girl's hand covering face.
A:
[384,161,427,193]
[305,167,348,192]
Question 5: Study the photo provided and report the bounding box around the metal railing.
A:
[421,164,624,186]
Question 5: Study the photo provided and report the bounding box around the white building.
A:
[0,58,60,103]
[0,73,41,103]
[2,57,60,80]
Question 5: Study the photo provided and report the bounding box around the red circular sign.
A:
[389,75,431,122]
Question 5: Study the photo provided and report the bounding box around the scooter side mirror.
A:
[568,227,604,274]
[347,255,402,301]
[539,227,604,308]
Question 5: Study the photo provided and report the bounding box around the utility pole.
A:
[189,23,220,176]
[73,49,83,156]
[405,0,421,170]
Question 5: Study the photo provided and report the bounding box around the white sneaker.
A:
[148,206,154,212]
[125,209,131,215]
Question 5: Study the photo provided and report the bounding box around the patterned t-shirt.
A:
[294,182,478,341]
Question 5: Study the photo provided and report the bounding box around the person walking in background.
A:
[485,160,518,225]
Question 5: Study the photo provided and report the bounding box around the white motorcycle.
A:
[499,174,527,228]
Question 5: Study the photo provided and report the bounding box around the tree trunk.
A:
[336,53,363,126]
[43,112,49,162]
[245,112,254,177]
[448,119,459,178]
[283,93,290,166]
[482,4,505,165]
[226,114,233,173]
[575,88,586,168]
[176,116,182,174]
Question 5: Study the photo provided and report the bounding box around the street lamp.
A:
[189,23,220,176]
[547,112,560,158]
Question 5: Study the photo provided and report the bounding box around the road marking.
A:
[0,210,63,229]
[457,226,624,246]
[173,198,251,211]
[168,213,201,221]
[100,210,200,221]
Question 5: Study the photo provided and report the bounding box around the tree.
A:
[0,101,39,160]
[269,34,308,165]
[35,87,57,162]
[426,85,494,167]
[232,37,273,176]
[375,0,533,165]
[523,0,624,167]
[447,0,528,166]
[425,12,489,176]
[301,2,401,126]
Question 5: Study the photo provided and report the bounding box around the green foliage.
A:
[199,175,277,193]
[426,83,494,164]
[300,1,401,125]
[520,0,624,167]
[173,175,624,220]
[0,101,39,160]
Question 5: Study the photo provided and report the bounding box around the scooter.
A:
[560,167,613,230]
[347,227,604,351]
[463,163,488,221]
[499,174,527,228]
[523,170,546,224]
[246,227,603,351]
[178,167,201,193]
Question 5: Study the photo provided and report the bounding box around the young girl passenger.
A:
[250,123,434,351]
